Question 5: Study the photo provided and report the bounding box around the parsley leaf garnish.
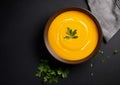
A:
[35,59,69,83]
[64,27,78,39]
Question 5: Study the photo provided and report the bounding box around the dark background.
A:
[0,0,120,85]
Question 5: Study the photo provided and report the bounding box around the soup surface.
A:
[48,10,98,61]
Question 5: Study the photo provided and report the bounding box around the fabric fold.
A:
[87,0,120,42]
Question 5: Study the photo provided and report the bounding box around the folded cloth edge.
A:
[87,0,120,42]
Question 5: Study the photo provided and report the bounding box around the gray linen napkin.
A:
[87,0,120,42]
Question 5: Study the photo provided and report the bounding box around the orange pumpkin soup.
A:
[48,10,98,61]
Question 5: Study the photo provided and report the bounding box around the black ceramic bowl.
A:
[44,7,102,64]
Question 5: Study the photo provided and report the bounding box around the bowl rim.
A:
[44,7,103,64]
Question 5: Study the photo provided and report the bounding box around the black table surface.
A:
[1,0,120,85]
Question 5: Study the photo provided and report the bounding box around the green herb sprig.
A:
[64,27,78,39]
[35,60,69,83]
[99,50,104,54]
[113,50,118,54]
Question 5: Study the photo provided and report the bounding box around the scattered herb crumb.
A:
[89,49,119,78]
[113,50,118,54]
[35,59,69,83]
[99,50,104,54]
[90,63,93,68]
[90,63,94,77]
[91,72,93,76]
